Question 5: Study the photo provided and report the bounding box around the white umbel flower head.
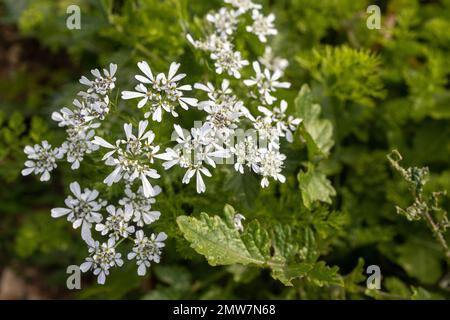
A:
[244,61,291,105]
[119,186,161,227]
[93,120,170,198]
[121,62,197,122]
[159,124,229,193]
[246,10,278,43]
[258,46,289,75]
[95,205,135,240]
[258,100,302,143]
[61,129,99,170]
[258,147,287,188]
[128,230,167,276]
[51,181,105,241]
[80,237,123,284]
[211,48,249,79]
[206,8,239,36]
[80,63,117,96]
[22,141,63,182]
[224,0,262,13]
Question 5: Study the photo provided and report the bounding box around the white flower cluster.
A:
[92,119,170,198]
[187,0,282,80]
[52,181,166,284]
[21,0,301,285]
[121,62,197,122]
[173,79,300,189]
[22,64,117,179]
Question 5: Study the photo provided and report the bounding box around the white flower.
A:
[61,129,99,170]
[211,48,249,79]
[80,237,123,284]
[224,0,262,13]
[121,62,197,122]
[93,120,169,198]
[51,182,105,241]
[95,205,135,240]
[258,46,289,75]
[80,63,117,96]
[244,61,291,105]
[195,79,233,109]
[246,10,278,43]
[128,231,167,276]
[51,99,104,131]
[159,124,229,193]
[195,80,252,137]
[253,116,282,150]
[258,147,287,188]
[119,186,161,227]
[206,8,239,36]
[77,91,111,120]
[233,213,246,232]
[230,136,261,174]
[258,100,302,143]
[22,141,63,181]
[187,33,232,53]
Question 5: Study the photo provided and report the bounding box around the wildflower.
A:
[93,120,169,197]
[253,116,282,150]
[244,61,291,105]
[77,91,111,120]
[119,186,161,227]
[246,10,278,43]
[258,100,302,143]
[196,80,251,137]
[187,33,232,53]
[258,46,289,75]
[230,136,261,174]
[211,48,249,79]
[50,182,105,240]
[80,237,123,284]
[160,124,229,193]
[224,0,262,13]
[206,8,239,36]
[95,205,135,240]
[61,129,99,170]
[80,63,117,96]
[22,141,63,182]
[121,62,197,122]
[258,148,287,188]
[128,231,167,276]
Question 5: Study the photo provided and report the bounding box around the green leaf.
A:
[177,212,266,266]
[411,287,444,300]
[307,261,344,287]
[298,164,336,208]
[344,258,366,293]
[295,85,334,158]
[396,242,443,285]
[177,206,343,287]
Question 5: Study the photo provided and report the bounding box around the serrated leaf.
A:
[344,258,366,293]
[295,85,334,158]
[298,164,336,208]
[177,206,343,287]
[307,261,344,287]
[177,212,263,266]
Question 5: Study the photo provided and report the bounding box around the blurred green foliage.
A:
[0,0,449,299]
